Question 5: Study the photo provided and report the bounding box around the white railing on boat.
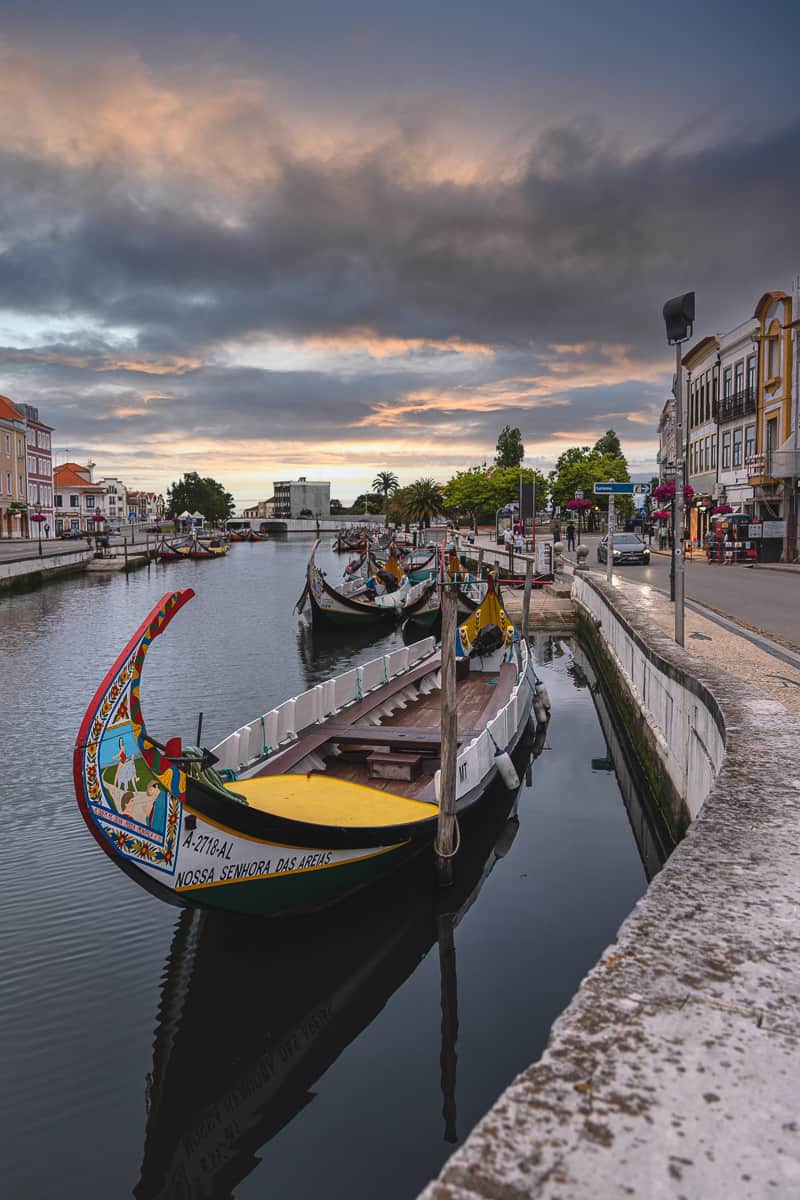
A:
[212,635,438,773]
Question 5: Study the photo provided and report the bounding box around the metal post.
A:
[476,547,484,578]
[123,536,128,572]
[522,556,534,639]
[674,341,685,646]
[436,578,459,886]
[606,492,615,584]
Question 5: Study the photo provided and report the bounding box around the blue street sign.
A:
[633,483,651,495]
[593,482,634,495]
[128,512,137,521]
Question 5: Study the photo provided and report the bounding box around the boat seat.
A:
[226,773,434,827]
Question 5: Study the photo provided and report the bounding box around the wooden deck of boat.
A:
[250,657,518,802]
[320,664,516,800]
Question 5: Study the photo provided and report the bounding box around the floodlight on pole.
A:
[662,292,695,648]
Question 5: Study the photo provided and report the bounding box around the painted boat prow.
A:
[73,588,195,870]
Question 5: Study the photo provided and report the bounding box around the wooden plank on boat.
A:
[323,724,479,749]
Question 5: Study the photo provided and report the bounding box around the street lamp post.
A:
[662,292,695,648]
[31,508,46,557]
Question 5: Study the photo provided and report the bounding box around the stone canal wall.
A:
[420,570,800,1199]
[0,547,92,592]
[571,571,724,842]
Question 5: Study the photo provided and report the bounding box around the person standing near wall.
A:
[566,522,576,551]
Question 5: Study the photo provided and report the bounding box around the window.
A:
[734,361,744,393]
[723,367,732,398]
[85,495,95,509]
[712,373,718,408]
[767,335,779,379]
[733,428,743,468]
[704,436,710,470]
[5,471,10,494]
[711,437,717,469]
[17,437,23,457]
[18,472,23,495]
[747,355,756,393]
[766,417,778,473]
[722,431,731,469]
[4,433,9,455]
[55,494,63,508]
[69,494,79,507]
[745,425,755,461]
[28,455,35,475]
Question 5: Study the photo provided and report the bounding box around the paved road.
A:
[568,533,799,651]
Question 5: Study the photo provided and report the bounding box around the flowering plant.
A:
[652,481,694,503]
[651,509,672,519]
[565,498,592,510]
[710,504,733,515]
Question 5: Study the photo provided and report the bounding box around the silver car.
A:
[597,532,650,565]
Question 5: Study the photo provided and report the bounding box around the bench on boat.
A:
[322,723,480,750]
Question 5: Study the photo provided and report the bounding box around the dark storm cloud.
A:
[2,118,798,361]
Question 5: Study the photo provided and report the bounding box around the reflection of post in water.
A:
[437,912,458,1143]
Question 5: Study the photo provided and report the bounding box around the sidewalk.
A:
[610,572,800,721]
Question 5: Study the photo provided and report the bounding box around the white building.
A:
[272,477,330,519]
[715,318,758,514]
[95,477,128,530]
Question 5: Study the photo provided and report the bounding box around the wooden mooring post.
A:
[476,547,484,579]
[123,537,129,572]
[436,578,459,886]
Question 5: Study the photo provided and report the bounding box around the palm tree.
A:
[372,470,400,526]
[402,477,443,529]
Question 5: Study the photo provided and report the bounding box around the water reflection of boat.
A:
[133,759,530,1200]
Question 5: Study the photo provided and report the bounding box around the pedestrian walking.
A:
[566,522,576,551]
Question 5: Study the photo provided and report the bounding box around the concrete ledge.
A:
[420,574,800,1198]
[0,548,92,592]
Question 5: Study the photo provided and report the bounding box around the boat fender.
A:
[535,683,552,712]
[533,699,548,727]
[494,749,520,790]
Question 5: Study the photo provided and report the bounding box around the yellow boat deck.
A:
[227,773,436,828]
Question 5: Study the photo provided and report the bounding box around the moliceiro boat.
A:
[73,579,543,916]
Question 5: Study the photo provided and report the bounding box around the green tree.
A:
[350,492,383,515]
[372,470,399,525]
[330,498,343,513]
[166,472,235,524]
[495,424,525,469]
[593,429,622,458]
[442,468,492,529]
[548,447,632,518]
[396,477,443,528]
[443,465,548,527]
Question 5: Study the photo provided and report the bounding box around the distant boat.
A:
[303,540,410,627]
[73,577,541,916]
[157,537,192,562]
[189,537,229,559]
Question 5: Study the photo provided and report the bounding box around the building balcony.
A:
[746,453,781,485]
[714,386,757,423]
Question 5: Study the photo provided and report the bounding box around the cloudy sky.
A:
[1,0,798,505]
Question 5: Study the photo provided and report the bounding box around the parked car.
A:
[58,528,90,540]
[597,532,650,565]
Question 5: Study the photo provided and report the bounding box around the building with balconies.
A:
[715,318,758,518]
[683,335,719,545]
[53,462,105,534]
[0,394,30,537]
[271,477,330,519]
[18,404,55,536]
[95,477,128,530]
[748,290,796,559]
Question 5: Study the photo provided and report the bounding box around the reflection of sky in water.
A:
[1,541,653,1199]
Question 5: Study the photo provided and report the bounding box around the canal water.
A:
[1,540,659,1199]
